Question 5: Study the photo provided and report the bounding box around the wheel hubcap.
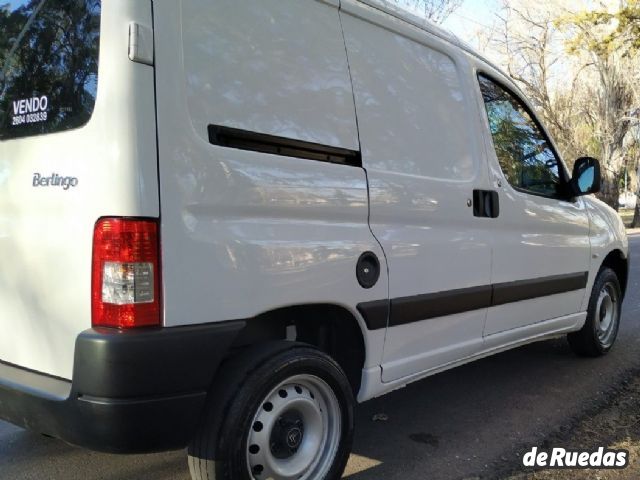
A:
[594,281,619,348]
[246,374,341,480]
[271,411,305,459]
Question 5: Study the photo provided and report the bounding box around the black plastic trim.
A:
[492,272,588,306]
[0,321,245,453]
[357,299,389,330]
[72,322,243,398]
[208,124,362,167]
[389,285,492,328]
[358,272,588,330]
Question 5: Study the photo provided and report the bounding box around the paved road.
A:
[2,236,640,480]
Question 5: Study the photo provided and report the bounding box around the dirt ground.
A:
[502,373,640,479]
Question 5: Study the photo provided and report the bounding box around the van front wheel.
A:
[188,343,354,480]
[568,267,621,357]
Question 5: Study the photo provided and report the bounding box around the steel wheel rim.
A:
[246,374,342,480]
[595,281,619,348]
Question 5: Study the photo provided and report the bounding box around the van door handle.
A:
[473,190,499,218]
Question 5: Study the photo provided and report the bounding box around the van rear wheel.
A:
[188,342,354,480]
[568,267,621,357]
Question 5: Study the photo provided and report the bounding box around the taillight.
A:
[92,218,161,328]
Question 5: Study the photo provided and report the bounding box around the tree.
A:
[618,0,640,51]
[556,6,638,210]
[488,1,593,165]
[554,2,640,217]
[389,0,463,24]
[563,0,640,55]
[628,120,640,227]
[488,0,638,210]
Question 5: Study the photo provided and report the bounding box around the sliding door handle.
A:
[473,190,499,218]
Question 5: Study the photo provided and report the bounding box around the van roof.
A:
[355,0,509,84]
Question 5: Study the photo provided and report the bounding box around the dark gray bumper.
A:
[0,321,244,453]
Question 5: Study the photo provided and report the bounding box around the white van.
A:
[0,1,629,479]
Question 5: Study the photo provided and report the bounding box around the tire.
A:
[568,267,622,357]
[188,341,355,480]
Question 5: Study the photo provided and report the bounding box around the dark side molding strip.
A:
[358,271,588,330]
[492,272,587,306]
[208,125,362,167]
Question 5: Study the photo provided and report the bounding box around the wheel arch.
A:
[231,304,367,396]
[600,249,628,298]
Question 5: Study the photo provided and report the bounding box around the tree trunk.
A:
[598,170,620,211]
[632,165,640,228]
[631,196,640,228]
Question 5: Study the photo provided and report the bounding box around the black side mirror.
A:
[569,157,601,196]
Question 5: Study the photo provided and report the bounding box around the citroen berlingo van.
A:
[0,1,629,479]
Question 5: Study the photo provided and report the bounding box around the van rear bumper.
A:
[0,321,244,454]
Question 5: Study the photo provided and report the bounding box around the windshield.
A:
[0,0,101,141]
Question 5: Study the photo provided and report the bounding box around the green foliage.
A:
[617,0,640,51]
[557,0,640,56]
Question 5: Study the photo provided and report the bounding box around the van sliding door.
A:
[340,0,494,382]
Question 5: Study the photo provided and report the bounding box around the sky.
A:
[389,0,504,58]
[441,0,502,47]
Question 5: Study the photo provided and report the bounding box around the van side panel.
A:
[153,0,387,368]
[0,1,158,379]
[180,0,359,151]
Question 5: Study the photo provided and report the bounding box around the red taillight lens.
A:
[92,218,161,328]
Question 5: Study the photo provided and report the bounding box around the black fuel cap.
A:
[356,252,380,289]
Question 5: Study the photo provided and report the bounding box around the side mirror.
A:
[569,157,601,196]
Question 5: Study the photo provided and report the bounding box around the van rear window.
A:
[0,0,100,141]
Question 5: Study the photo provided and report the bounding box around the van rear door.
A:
[0,0,159,379]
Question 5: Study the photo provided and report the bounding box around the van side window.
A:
[0,0,101,141]
[478,74,563,198]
